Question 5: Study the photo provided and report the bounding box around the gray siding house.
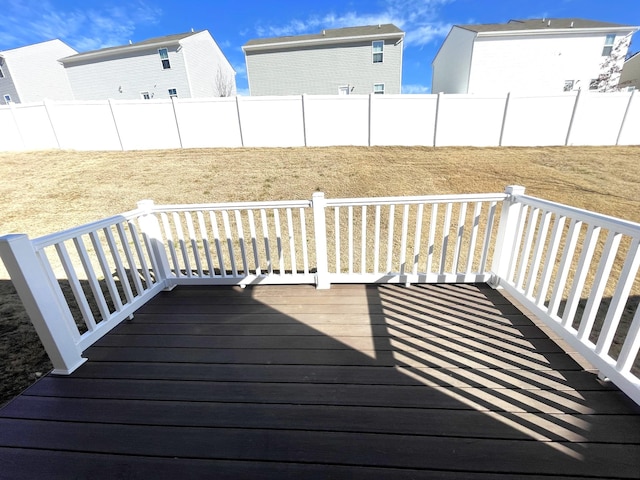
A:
[243,24,404,96]
[60,30,236,101]
[620,52,640,90]
[0,39,76,105]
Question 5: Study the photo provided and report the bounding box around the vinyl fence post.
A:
[0,234,86,374]
[368,92,373,146]
[311,192,330,289]
[490,185,526,287]
[42,99,61,149]
[235,96,245,147]
[108,99,124,151]
[301,94,308,147]
[616,89,635,146]
[499,92,511,146]
[565,89,582,146]
[136,200,174,288]
[433,92,442,147]
[170,96,184,148]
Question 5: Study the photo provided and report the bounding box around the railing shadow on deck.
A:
[4,283,639,477]
[369,284,640,464]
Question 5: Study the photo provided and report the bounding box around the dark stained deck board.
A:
[1,283,639,479]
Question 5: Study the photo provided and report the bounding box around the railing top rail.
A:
[150,199,312,212]
[325,192,507,207]
[32,208,145,250]
[515,194,640,238]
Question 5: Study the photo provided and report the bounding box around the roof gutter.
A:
[475,26,638,37]
[60,38,186,65]
[243,32,404,52]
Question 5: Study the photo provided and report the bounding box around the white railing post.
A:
[490,185,526,286]
[311,192,330,289]
[0,234,86,374]
[136,200,174,288]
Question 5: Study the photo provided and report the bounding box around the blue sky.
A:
[2,0,639,95]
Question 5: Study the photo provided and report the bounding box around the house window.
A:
[159,48,171,69]
[168,88,178,98]
[373,83,385,94]
[3,94,11,103]
[602,34,615,56]
[372,41,384,63]
[141,92,151,100]
[563,80,574,92]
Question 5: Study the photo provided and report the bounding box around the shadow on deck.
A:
[1,283,639,479]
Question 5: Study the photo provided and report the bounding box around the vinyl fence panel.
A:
[370,94,437,146]
[237,96,305,147]
[172,98,242,148]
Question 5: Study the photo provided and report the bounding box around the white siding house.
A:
[243,24,404,96]
[60,31,236,101]
[432,18,638,94]
[0,39,76,105]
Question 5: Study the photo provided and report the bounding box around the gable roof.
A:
[60,31,203,64]
[0,39,76,59]
[243,24,404,51]
[459,18,636,34]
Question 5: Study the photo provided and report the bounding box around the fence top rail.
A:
[324,192,507,208]
[516,194,640,238]
[150,199,312,213]
[32,208,145,250]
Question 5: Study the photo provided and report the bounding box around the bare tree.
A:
[591,34,632,92]
[214,68,235,97]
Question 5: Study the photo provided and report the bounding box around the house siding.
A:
[0,39,75,104]
[246,39,402,96]
[64,46,192,101]
[620,53,640,90]
[181,31,236,97]
[468,32,630,94]
[0,62,20,104]
[431,27,475,94]
[433,23,636,95]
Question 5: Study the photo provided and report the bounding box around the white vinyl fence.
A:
[1,90,638,151]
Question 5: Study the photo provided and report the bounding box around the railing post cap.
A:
[312,191,325,199]
[505,185,525,196]
[0,233,30,243]
[137,199,155,210]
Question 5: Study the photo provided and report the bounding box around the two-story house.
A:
[243,24,404,96]
[60,30,236,101]
[0,39,76,105]
[432,18,638,94]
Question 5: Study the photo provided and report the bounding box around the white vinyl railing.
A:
[491,186,640,405]
[1,186,638,405]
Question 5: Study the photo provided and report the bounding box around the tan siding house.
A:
[243,24,404,96]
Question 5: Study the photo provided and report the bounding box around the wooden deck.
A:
[1,283,639,479]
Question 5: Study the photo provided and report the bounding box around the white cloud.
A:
[233,63,247,77]
[405,23,452,47]
[1,0,162,51]
[402,84,431,94]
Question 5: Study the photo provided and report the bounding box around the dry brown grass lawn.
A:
[1,146,639,238]
[1,145,639,404]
